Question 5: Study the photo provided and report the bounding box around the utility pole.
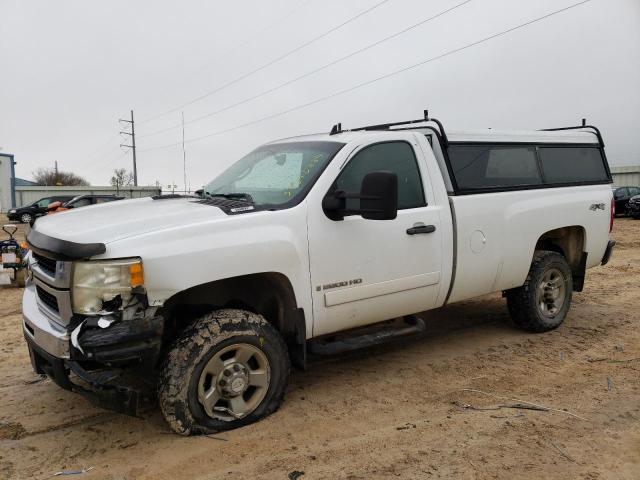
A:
[182,111,187,194]
[119,110,138,186]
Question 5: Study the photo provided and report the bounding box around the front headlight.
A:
[9,209,16,214]
[72,258,144,314]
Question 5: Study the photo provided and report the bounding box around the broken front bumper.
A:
[23,283,70,358]
[22,282,163,416]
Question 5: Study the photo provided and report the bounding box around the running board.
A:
[308,316,426,356]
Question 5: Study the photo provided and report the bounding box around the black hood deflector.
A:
[27,229,106,261]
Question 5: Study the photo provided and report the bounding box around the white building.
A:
[611,166,640,187]
[0,153,161,213]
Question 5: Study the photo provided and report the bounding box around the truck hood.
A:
[32,197,229,245]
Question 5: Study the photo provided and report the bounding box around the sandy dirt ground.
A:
[0,216,638,480]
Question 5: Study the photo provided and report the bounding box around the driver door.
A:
[306,137,444,336]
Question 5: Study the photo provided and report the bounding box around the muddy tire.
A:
[158,309,290,435]
[506,251,573,333]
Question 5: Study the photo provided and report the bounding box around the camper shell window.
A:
[447,143,610,194]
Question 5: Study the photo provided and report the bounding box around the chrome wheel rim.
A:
[197,343,270,421]
[21,214,31,223]
[536,268,566,317]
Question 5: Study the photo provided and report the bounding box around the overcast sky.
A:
[1,0,639,190]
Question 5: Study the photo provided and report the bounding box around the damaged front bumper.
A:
[22,282,163,416]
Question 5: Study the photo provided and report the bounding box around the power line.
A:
[84,143,122,168]
[139,0,312,123]
[138,0,392,125]
[140,0,593,153]
[73,3,313,182]
[85,133,121,157]
[139,0,472,139]
[95,149,130,171]
[195,0,312,75]
[73,148,129,186]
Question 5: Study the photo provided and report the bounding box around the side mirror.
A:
[322,171,398,221]
[360,171,398,220]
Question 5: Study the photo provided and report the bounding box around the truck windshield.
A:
[204,141,344,208]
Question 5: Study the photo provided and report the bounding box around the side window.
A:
[538,147,608,184]
[95,197,114,204]
[71,198,91,207]
[335,141,425,211]
[448,145,541,190]
[36,199,50,208]
[629,187,640,197]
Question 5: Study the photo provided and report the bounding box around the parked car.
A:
[22,114,615,434]
[46,194,124,214]
[627,194,640,219]
[612,186,640,216]
[6,196,75,224]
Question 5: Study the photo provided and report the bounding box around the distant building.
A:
[14,177,38,187]
[611,166,640,187]
[13,185,161,207]
[0,153,161,212]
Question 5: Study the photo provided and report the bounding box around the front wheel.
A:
[506,250,573,332]
[158,309,290,435]
[20,213,32,224]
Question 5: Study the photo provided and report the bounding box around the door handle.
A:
[406,225,436,235]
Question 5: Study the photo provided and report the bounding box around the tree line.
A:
[31,167,134,187]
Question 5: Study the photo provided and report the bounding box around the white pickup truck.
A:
[22,113,615,434]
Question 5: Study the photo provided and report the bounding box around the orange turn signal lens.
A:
[129,262,144,287]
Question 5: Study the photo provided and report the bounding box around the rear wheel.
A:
[506,251,572,332]
[158,309,290,435]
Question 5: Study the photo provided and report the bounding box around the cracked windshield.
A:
[204,141,344,207]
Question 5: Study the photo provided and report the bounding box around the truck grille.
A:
[36,285,60,313]
[33,252,57,277]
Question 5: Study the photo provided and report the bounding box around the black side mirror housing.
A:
[322,171,398,221]
[360,171,398,220]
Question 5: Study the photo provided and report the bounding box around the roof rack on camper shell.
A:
[330,110,450,148]
[329,110,605,148]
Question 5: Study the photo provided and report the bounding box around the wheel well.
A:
[160,272,303,347]
[535,226,587,291]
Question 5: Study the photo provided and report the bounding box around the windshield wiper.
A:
[205,192,254,203]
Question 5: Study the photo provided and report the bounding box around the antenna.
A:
[182,112,187,194]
